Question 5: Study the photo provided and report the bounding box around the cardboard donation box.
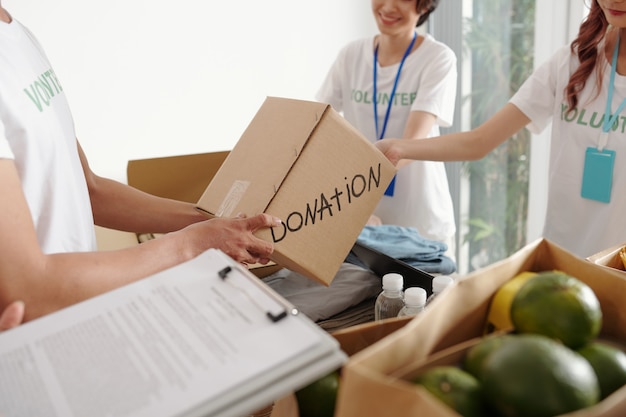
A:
[197,96,396,286]
[335,239,626,417]
[588,242,626,273]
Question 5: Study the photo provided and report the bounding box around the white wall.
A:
[5,0,374,182]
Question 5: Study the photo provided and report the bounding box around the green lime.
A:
[482,334,599,417]
[295,370,340,417]
[511,271,602,349]
[577,341,626,399]
[412,366,485,417]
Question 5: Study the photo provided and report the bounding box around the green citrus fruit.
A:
[482,334,599,417]
[577,341,626,399]
[412,366,485,417]
[463,334,515,381]
[295,370,340,417]
[510,271,602,349]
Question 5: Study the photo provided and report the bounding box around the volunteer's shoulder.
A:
[419,33,456,65]
[335,36,373,60]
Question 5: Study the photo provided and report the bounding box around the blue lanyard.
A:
[373,31,417,140]
[601,32,626,150]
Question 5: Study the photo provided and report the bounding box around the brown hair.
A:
[566,0,608,112]
[416,0,440,27]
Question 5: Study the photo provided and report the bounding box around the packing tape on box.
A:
[216,180,250,217]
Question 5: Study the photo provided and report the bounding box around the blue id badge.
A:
[581,147,615,203]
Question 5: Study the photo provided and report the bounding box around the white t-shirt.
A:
[510,44,626,258]
[316,34,457,243]
[0,19,96,253]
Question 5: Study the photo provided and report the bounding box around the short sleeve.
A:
[316,43,353,112]
[509,45,572,134]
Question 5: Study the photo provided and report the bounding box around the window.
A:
[431,0,587,273]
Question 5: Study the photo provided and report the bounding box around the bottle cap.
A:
[382,273,403,290]
[432,275,454,293]
[404,287,427,306]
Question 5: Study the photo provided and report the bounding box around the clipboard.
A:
[0,249,347,417]
[351,241,435,296]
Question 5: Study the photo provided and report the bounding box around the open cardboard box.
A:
[196,97,396,286]
[334,239,626,417]
[378,334,626,417]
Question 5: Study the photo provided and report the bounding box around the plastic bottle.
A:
[426,275,455,307]
[374,273,404,321]
[397,287,427,317]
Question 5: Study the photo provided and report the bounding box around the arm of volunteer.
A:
[76,141,207,234]
[377,104,531,165]
[395,110,437,168]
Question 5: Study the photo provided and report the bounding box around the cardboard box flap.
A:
[588,242,626,271]
[127,151,229,203]
[197,97,330,217]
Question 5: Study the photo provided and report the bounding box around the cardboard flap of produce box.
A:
[196,97,396,286]
[588,242,626,273]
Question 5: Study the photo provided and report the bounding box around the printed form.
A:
[0,249,346,417]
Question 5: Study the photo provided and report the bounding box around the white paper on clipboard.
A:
[0,249,347,417]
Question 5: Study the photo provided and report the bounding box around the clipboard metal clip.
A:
[218,266,297,323]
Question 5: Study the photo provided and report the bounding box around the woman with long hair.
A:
[377,0,626,258]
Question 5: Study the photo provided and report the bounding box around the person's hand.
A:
[0,301,25,331]
[191,213,281,266]
[366,214,383,226]
[375,138,403,166]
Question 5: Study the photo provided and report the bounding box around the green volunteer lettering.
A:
[23,86,43,112]
[560,102,626,133]
[23,68,63,112]
[351,89,416,106]
[588,112,604,129]
[576,109,589,126]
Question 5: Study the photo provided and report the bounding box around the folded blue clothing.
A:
[355,225,456,274]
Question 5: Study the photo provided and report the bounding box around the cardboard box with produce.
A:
[333,238,626,417]
[588,242,626,273]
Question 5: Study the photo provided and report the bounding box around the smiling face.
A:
[371,0,422,37]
